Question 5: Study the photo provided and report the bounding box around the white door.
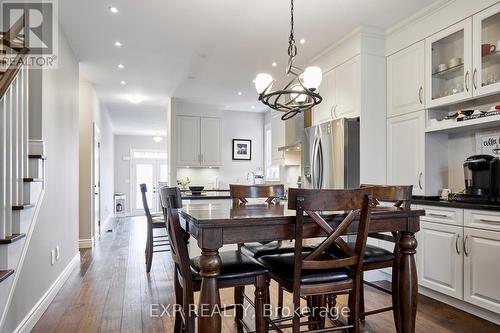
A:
[177,116,200,167]
[335,56,360,118]
[132,154,168,215]
[472,3,500,98]
[387,111,425,195]
[313,69,335,125]
[93,124,101,239]
[418,221,463,299]
[425,18,473,108]
[200,117,222,166]
[464,227,500,314]
[387,41,425,117]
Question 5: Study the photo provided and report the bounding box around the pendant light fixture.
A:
[254,0,322,120]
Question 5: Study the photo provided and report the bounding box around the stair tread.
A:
[0,233,26,244]
[12,204,34,210]
[0,270,14,283]
[23,177,43,182]
[28,154,47,160]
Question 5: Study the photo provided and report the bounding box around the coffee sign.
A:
[476,130,500,156]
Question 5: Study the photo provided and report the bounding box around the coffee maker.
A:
[463,154,500,196]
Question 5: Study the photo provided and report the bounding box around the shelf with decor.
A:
[425,105,500,133]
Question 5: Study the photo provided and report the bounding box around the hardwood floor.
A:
[33,216,500,333]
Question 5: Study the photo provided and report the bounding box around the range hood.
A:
[277,113,304,152]
[278,142,301,152]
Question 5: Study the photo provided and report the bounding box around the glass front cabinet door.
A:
[473,2,500,97]
[426,18,473,108]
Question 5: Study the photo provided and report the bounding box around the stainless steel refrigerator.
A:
[302,118,360,189]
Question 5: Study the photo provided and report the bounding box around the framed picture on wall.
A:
[232,139,252,160]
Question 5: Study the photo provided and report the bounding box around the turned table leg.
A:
[397,232,418,333]
[198,249,222,333]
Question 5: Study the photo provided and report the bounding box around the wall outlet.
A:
[50,250,55,265]
[55,245,60,260]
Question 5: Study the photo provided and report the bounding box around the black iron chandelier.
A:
[254,0,323,120]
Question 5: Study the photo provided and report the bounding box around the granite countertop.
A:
[413,196,500,212]
[181,189,231,200]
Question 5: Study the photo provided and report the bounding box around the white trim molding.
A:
[78,237,94,249]
[12,253,80,333]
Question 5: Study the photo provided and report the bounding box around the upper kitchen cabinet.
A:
[387,41,425,117]
[312,69,335,125]
[335,55,361,119]
[426,18,473,108]
[387,111,425,195]
[472,2,500,98]
[177,115,222,167]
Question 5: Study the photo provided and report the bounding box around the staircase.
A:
[0,15,47,328]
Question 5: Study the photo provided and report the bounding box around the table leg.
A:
[198,249,222,333]
[397,232,418,333]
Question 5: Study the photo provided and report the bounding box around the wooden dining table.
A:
[180,201,424,333]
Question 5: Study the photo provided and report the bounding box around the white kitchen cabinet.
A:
[335,56,361,118]
[177,116,201,167]
[425,18,473,108]
[472,2,500,98]
[418,205,464,227]
[313,69,336,125]
[176,115,222,167]
[418,221,464,299]
[200,117,222,166]
[386,111,425,195]
[387,41,425,117]
[464,209,500,232]
[464,227,500,314]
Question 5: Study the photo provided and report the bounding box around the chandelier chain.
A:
[287,0,297,73]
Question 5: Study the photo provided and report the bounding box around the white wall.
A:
[114,135,167,213]
[78,78,114,244]
[173,100,265,189]
[4,27,80,332]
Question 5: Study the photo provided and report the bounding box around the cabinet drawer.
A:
[464,210,500,232]
[418,205,463,227]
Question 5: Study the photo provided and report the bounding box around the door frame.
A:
[129,148,168,215]
[92,123,101,240]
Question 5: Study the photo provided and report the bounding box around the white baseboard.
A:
[78,238,94,249]
[13,253,80,333]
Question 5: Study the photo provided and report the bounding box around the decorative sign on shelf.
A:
[476,130,500,156]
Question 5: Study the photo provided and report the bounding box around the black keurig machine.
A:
[463,155,500,196]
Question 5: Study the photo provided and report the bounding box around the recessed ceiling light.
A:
[238,91,243,96]
[109,6,119,14]
[251,105,255,109]
[300,38,306,44]
[120,80,126,85]
[128,94,145,104]
[114,41,122,47]
[272,62,277,67]
[252,79,256,84]
[153,136,163,143]
[117,63,125,69]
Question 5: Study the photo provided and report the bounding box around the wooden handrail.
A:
[3,14,25,47]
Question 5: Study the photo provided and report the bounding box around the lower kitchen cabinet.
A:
[464,227,500,314]
[418,221,463,299]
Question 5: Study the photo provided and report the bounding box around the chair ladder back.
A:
[159,187,193,285]
[229,184,285,205]
[140,183,153,221]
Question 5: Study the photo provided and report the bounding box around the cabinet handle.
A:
[418,86,423,104]
[472,68,477,90]
[479,219,499,224]
[455,234,460,255]
[464,235,469,256]
[465,71,470,92]
[418,172,423,190]
[427,213,448,219]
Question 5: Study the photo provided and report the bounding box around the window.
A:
[132,151,168,159]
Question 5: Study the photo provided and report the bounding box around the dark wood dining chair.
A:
[140,183,170,273]
[230,184,313,316]
[355,184,413,330]
[159,186,270,333]
[258,187,373,333]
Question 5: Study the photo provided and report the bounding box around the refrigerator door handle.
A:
[311,136,318,189]
[317,138,324,189]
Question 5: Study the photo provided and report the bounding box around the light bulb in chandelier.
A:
[290,84,307,104]
[254,73,273,94]
[303,66,323,90]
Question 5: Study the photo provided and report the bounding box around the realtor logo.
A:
[1,0,58,68]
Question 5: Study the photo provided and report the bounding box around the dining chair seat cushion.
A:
[259,253,350,285]
[191,251,268,280]
[328,243,395,266]
[241,241,315,259]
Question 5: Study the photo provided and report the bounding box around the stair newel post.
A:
[22,66,28,188]
[5,86,12,238]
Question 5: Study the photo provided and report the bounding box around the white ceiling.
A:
[59,0,438,135]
